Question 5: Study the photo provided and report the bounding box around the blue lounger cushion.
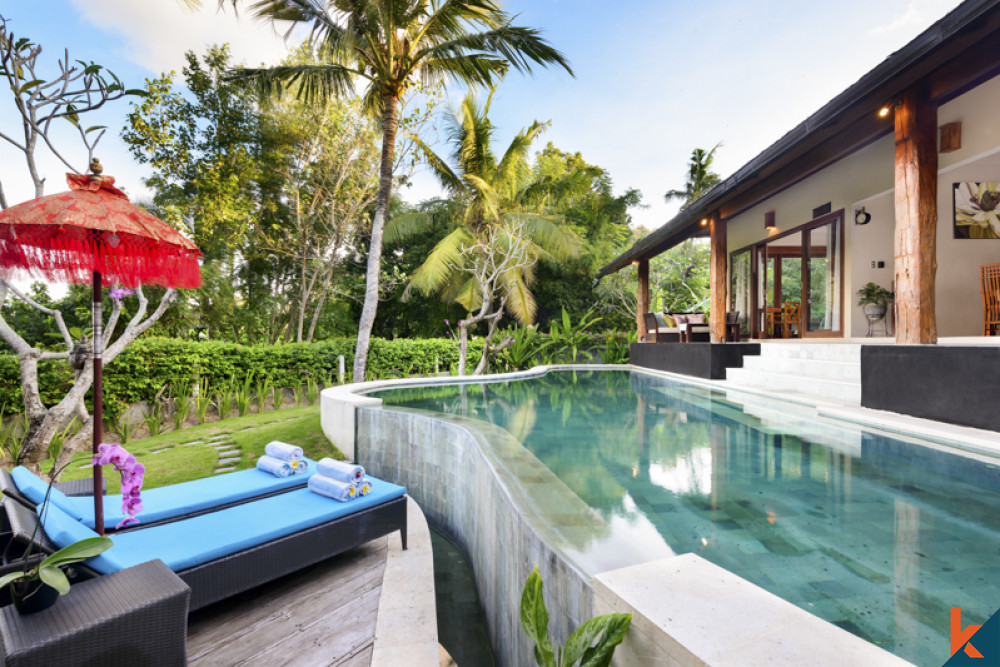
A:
[39,476,407,574]
[13,460,318,530]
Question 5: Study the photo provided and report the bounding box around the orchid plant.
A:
[0,443,143,608]
[92,442,145,528]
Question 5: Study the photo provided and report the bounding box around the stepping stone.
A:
[211,444,233,449]
[217,456,241,465]
[237,427,254,432]
[181,441,204,446]
[151,449,168,454]
[217,449,239,457]
[213,466,236,474]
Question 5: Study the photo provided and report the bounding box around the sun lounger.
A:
[4,460,318,531]
[3,476,407,611]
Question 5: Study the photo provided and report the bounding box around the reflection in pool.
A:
[370,370,1000,666]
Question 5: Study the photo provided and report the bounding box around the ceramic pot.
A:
[863,304,887,319]
[10,578,59,615]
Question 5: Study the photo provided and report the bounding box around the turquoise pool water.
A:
[370,370,1000,665]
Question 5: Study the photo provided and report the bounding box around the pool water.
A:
[371,370,1000,666]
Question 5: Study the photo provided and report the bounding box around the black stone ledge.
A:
[629,342,761,380]
[861,345,1000,432]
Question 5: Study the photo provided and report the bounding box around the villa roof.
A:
[598,0,1000,278]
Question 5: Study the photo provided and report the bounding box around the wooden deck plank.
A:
[188,538,388,666]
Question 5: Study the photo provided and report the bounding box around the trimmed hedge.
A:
[0,337,485,414]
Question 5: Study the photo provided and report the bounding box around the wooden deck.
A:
[187,537,388,666]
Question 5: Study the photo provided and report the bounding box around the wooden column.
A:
[710,216,727,342]
[894,87,938,344]
[636,258,649,341]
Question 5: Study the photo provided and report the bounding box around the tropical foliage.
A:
[221,0,573,381]
[389,91,581,324]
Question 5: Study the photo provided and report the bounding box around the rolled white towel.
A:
[357,477,372,496]
[308,474,358,502]
[317,457,364,484]
[256,455,292,478]
[265,441,304,461]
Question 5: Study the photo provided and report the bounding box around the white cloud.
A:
[869,0,962,36]
[67,0,299,72]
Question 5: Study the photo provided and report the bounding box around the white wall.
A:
[725,72,1000,338]
[727,135,895,336]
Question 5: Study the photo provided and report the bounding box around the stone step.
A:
[755,343,862,362]
[217,456,241,466]
[740,356,861,383]
[726,367,862,404]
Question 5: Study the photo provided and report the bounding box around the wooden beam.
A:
[637,258,650,341]
[710,217,727,342]
[894,87,938,344]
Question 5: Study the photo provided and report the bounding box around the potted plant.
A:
[0,537,112,614]
[857,282,894,320]
[0,442,143,614]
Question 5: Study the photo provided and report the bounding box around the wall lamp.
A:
[700,218,708,227]
[764,210,776,229]
[854,207,871,225]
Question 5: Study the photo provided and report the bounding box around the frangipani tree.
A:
[212,0,572,381]
[387,91,581,372]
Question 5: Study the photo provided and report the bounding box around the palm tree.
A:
[664,143,722,209]
[387,90,580,328]
[214,0,572,381]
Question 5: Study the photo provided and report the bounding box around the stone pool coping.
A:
[371,496,439,666]
[322,364,985,665]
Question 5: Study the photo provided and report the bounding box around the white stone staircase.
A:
[724,342,862,405]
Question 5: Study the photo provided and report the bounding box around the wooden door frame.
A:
[729,209,845,339]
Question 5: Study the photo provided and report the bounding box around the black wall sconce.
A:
[854,207,871,225]
[764,210,776,229]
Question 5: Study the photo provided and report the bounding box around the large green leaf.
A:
[40,536,113,569]
[521,568,556,667]
[561,613,632,667]
[38,563,72,595]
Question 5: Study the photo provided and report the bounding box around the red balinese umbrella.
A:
[0,161,201,534]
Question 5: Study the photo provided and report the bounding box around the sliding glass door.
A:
[730,210,844,339]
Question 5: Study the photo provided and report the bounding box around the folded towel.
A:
[265,441,304,462]
[357,477,372,496]
[290,458,310,474]
[317,458,364,484]
[256,455,292,478]
[308,474,358,502]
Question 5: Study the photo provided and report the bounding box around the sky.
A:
[0,0,967,232]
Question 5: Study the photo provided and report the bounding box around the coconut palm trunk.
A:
[354,93,399,381]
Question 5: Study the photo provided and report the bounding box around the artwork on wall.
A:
[954,182,1000,239]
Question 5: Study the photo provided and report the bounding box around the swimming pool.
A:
[367,369,1000,666]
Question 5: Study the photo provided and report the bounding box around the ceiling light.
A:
[878,106,891,118]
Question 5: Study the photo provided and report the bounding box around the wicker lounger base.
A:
[181,495,408,611]
[0,559,189,667]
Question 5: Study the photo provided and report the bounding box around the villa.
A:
[323,1,1000,666]
[599,0,1000,434]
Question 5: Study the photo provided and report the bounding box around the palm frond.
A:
[411,135,464,194]
[418,25,573,77]
[384,211,432,244]
[496,119,548,191]
[463,173,501,222]
[455,275,483,313]
[499,266,536,324]
[410,226,474,293]
[506,213,581,260]
[227,63,360,104]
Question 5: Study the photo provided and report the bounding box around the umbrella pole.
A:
[92,271,105,536]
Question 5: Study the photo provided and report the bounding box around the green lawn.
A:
[59,405,342,493]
